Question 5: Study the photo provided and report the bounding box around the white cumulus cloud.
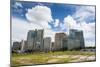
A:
[26,5,53,29]
[54,19,60,27]
[25,5,58,42]
[64,15,78,29]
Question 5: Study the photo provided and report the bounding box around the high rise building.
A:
[67,39,80,50]
[62,37,68,50]
[27,29,44,51]
[35,29,44,51]
[43,37,51,52]
[27,30,37,51]
[67,29,85,50]
[54,33,67,51]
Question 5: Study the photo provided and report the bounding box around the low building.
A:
[12,41,21,53]
[20,40,27,53]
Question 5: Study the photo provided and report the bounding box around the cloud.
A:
[73,6,95,23]
[15,2,23,8]
[44,29,56,42]
[12,4,95,46]
[12,17,56,43]
[59,22,67,31]
[26,5,53,29]
[12,5,57,43]
[63,6,95,47]
[81,22,95,46]
[54,19,60,27]
[13,2,23,9]
[64,15,78,30]
[26,5,68,33]
[63,15,95,47]
[12,17,43,42]
[25,5,57,42]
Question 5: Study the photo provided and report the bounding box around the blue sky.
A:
[11,1,96,47]
[12,1,76,20]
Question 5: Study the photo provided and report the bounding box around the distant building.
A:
[36,29,44,51]
[54,33,67,51]
[51,42,55,51]
[67,39,80,50]
[67,29,85,50]
[43,37,51,52]
[20,40,27,53]
[27,30,36,51]
[27,29,44,52]
[62,37,68,50]
[12,41,21,52]
[12,29,85,53]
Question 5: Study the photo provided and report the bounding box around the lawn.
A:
[11,51,96,66]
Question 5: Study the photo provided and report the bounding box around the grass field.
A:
[11,51,96,66]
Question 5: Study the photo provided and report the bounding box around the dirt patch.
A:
[70,55,95,62]
[16,58,34,64]
[49,55,95,63]
[52,55,69,58]
[47,59,59,63]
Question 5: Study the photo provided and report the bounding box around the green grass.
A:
[11,51,95,66]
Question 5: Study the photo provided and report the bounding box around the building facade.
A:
[67,29,85,50]
[62,38,68,50]
[27,30,36,51]
[67,39,80,50]
[27,29,44,52]
[50,42,55,51]
[12,41,21,52]
[35,29,44,51]
[54,33,67,51]
[20,40,27,53]
[43,37,51,52]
